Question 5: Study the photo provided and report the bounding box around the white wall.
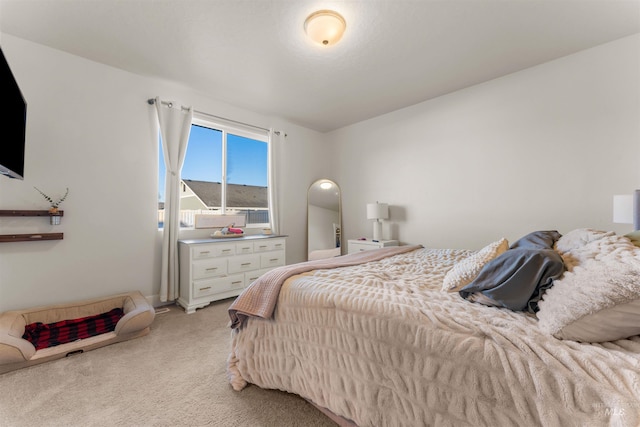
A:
[331,34,640,250]
[0,34,331,311]
[1,31,638,312]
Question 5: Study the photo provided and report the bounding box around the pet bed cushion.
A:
[0,291,155,374]
[22,307,124,350]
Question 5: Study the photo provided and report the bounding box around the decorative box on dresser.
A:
[347,239,399,254]
[178,235,286,313]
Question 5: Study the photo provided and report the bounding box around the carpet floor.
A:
[0,298,336,427]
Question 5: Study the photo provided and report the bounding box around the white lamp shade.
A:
[613,195,634,224]
[367,203,389,220]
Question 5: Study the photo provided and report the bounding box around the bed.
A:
[226,229,640,426]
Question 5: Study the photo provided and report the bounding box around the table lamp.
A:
[367,202,389,241]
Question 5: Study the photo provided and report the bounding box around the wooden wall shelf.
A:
[0,233,64,243]
[0,210,65,242]
[0,210,64,217]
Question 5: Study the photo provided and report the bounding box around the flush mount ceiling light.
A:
[304,10,346,46]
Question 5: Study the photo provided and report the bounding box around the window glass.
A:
[227,134,267,186]
[158,120,269,229]
[226,134,269,225]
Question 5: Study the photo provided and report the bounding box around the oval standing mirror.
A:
[307,179,342,260]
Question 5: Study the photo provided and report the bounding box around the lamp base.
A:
[372,221,382,241]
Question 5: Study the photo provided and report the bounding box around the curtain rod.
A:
[147,98,286,137]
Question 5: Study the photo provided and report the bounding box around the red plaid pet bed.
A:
[22,308,124,350]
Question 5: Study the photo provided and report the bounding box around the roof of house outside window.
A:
[182,179,268,209]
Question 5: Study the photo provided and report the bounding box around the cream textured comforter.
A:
[227,248,640,427]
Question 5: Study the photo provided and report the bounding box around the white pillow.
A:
[556,228,639,272]
[442,238,508,292]
[537,235,640,342]
[554,228,614,254]
[625,230,640,248]
[552,299,640,342]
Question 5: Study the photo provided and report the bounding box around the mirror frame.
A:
[307,179,342,260]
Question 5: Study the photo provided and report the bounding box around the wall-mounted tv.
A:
[0,46,27,180]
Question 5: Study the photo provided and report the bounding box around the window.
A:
[159,116,270,229]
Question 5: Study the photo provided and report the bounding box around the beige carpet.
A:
[0,299,336,427]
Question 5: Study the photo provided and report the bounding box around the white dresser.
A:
[178,235,286,313]
[347,239,398,254]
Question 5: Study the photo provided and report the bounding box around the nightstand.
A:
[348,239,399,254]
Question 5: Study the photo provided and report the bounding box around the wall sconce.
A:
[304,10,346,46]
[367,202,389,241]
[613,190,640,230]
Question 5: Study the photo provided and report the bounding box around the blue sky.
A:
[159,125,268,203]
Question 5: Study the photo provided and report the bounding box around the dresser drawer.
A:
[348,242,373,253]
[347,239,398,254]
[192,243,235,259]
[228,254,261,274]
[254,238,285,253]
[260,251,285,269]
[235,241,254,254]
[193,274,245,299]
[192,258,228,280]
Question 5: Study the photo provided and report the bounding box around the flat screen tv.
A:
[0,46,27,180]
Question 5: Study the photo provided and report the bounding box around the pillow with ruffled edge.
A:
[442,238,509,292]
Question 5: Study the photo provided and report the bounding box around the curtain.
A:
[268,129,283,234]
[155,97,193,302]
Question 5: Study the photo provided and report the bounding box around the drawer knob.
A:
[206,267,218,271]
[199,286,212,291]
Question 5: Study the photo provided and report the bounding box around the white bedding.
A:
[227,247,640,426]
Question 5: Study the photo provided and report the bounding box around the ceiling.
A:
[1,0,639,133]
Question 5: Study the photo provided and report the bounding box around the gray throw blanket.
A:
[459,230,565,312]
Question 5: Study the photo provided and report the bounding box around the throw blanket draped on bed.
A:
[228,245,422,329]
